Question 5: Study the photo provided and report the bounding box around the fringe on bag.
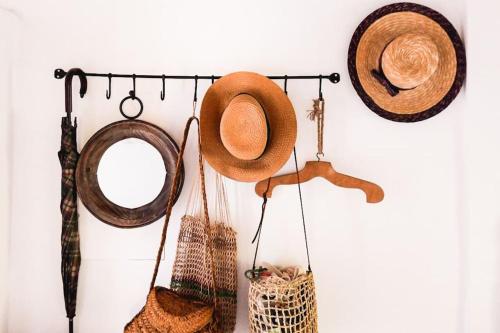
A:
[171,172,238,332]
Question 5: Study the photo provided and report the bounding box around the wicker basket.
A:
[125,287,213,333]
[125,117,216,333]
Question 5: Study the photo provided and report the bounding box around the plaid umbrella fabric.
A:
[57,68,86,333]
[58,116,81,332]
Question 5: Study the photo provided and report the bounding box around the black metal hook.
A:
[130,74,137,99]
[106,73,112,99]
[160,75,166,101]
[283,75,288,95]
[193,75,199,103]
[63,68,87,124]
[120,90,143,120]
[211,75,215,84]
[318,75,324,101]
[191,75,199,116]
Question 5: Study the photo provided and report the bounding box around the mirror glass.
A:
[97,138,166,208]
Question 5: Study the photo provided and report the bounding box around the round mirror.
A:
[97,138,166,209]
[76,120,184,228]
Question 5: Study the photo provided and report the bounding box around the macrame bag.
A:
[171,172,238,332]
[125,116,217,333]
[247,149,318,333]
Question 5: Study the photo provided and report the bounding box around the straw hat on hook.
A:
[200,72,297,182]
[348,3,466,122]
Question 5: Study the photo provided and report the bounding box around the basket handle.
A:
[251,147,312,274]
[150,116,217,298]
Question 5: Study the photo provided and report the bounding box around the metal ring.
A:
[119,92,143,120]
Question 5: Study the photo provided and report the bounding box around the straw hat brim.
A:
[348,3,466,122]
[200,72,297,182]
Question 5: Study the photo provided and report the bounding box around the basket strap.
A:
[197,123,218,305]
[251,147,312,273]
[150,116,217,298]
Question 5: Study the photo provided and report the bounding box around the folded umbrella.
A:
[58,68,87,333]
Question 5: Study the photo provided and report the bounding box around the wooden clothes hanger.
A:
[255,97,384,203]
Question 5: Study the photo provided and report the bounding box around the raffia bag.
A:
[125,116,217,333]
[171,172,237,333]
[247,149,318,333]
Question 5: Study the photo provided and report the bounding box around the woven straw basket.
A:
[125,287,213,333]
[125,117,216,333]
[249,273,318,333]
[171,173,238,332]
[248,149,318,333]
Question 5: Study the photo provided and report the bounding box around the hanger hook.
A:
[192,75,198,116]
[318,74,323,101]
[211,75,215,84]
[283,75,288,95]
[160,75,166,101]
[106,73,112,100]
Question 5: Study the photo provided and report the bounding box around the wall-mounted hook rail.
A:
[54,68,341,85]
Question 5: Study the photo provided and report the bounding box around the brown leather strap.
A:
[149,117,217,301]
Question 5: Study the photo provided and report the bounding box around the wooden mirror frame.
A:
[76,120,184,228]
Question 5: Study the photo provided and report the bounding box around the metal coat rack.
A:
[54,68,340,120]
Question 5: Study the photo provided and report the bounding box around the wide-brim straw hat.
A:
[348,3,466,122]
[200,71,297,182]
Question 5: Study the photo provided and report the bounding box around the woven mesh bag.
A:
[249,272,318,333]
[171,173,238,332]
[125,117,217,333]
[246,149,318,333]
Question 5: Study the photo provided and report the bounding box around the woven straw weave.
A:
[125,117,216,333]
[125,287,213,333]
[249,273,318,333]
[171,174,238,332]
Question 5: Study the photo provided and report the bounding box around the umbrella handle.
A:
[62,68,88,124]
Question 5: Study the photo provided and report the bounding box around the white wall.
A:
[3,0,499,332]
[0,7,19,332]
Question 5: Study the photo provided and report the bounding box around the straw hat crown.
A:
[219,94,268,161]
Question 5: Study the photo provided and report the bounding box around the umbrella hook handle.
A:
[63,68,87,124]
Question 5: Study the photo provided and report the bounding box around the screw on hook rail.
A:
[54,68,67,79]
[328,72,340,84]
[160,75,166,101]
[106,73,112,99]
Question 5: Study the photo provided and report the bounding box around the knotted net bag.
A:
[249,272,318,333]
[125,117,216,333]
[247,148,318,333]
[171,173,238,332]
